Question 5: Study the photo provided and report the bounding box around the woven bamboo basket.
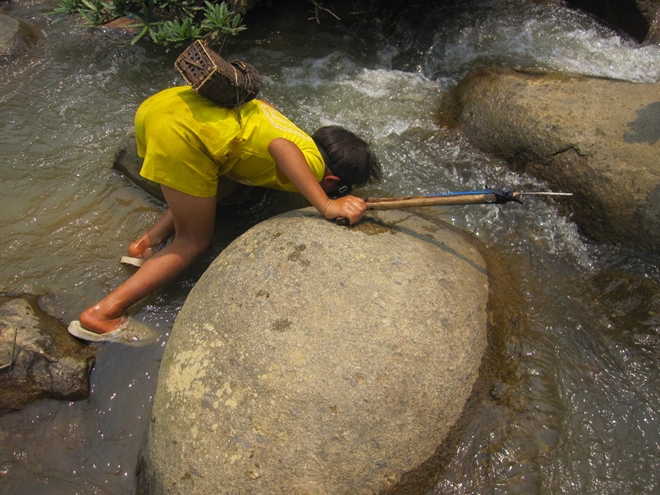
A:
[175,40,260,108]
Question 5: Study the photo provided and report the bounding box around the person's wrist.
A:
[322,198,333,217]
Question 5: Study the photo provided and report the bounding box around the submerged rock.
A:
[0,13,41,63]
[438,67,660,254]
[0,14,19,58]
[0,295,96,416]
[139,209,489,494]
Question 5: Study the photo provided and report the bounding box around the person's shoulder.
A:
[256,99,276,109]
[153,85,192,97]
[145,86,194,105]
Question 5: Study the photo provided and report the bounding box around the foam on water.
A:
[423,0,660,83]
[269,58,594,270]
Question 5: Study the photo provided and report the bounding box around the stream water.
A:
[1,0,659,493]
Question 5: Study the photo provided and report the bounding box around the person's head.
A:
[312,126,382,196]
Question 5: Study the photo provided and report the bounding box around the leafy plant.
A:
[148,17,204,45]
[45,0,84,21]
[201,1,245,40]
[46,0,246,47]
[77,0,116,25]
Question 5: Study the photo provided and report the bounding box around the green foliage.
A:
[147,17,204,45]
[46,0,84,23]
[48,0,84,15]
[201,1,246,40]
[78,0,116,25]
[46,0,246,47]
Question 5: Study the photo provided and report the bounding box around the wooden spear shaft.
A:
[334,191,506,225]
[334,190,572,224]
[363,191,508,209]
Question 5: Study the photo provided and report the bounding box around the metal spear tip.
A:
[517,191,573,196]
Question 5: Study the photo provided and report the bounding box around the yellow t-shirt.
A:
[135,86,325,198]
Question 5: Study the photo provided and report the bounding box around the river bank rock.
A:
[0,14,20,58]
[437,67,660,254]
[0,295,96,416]
[138,209,489,494]
[113,129,165,201]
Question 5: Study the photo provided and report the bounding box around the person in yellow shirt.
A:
[68,86,382,342]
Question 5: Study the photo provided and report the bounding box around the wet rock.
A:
[113,129,165,201]
[139,209,489,494]
[438,67,660,254]
[0,295,96,416]
[0,13,41,63]
[645,0,660,43]
[0,14,20,57]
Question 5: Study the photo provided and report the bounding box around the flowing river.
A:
[1,0,659,493]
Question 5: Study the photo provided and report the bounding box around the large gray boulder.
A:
[139,209,489,494]
[438,67,660,254]
[0,295,96,415]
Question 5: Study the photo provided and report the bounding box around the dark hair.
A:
[312,126,382,190]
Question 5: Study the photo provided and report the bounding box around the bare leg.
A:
[127,178,240,259]
[79,185,217,334]
[128,209,175,259]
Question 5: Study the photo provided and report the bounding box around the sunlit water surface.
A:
[1,0,659,493]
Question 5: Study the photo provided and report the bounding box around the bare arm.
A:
[267,138,366,225]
